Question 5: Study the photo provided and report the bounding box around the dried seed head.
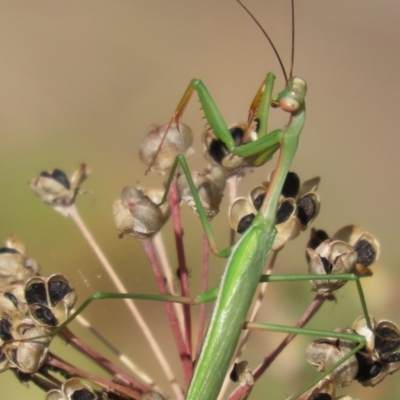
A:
[4,321,51,373]
[229,172,319,250]
[266,171,320,230]
[177,165,226,220]
[352,315,400,386]
[29,164,90,216]
[0,291,28,319]
[307,238,358,296]
[140,123,194,175]
[113,186,170,239]
[25,275,76,327]
[203,123,258,176]
[0,235,40,293]
[45,377,96,400]
[274,198,301,251]
[306,331,359,386]
[229,197,256,234]
[332,225,380,276]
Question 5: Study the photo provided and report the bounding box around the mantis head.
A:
[274,76,307,114]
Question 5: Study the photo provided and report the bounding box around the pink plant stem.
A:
[59,326,151,393]
[47,353,141,399]
[168,180,192,356]
[68,204,180,397]
[31,372,60,392]
[196,232,210,357]
[228,294,326,400]
[142,239,193,385]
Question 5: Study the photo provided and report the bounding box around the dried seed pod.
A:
[113,186,170,240]
[332,225,380,275]
[29,164,90,216]
[0,291,28,319]
[45,377,96,400]
[0,235,40,293]
[203,122,258,176]
[177,165,226,220]
[140,123,194,175]
[352,315,400,387]
[263,171,320,231]
[230,173,319,251]
[307,239,358,296]
[306,331,359,386]
[273,198,301,251]
[4,321,51,373]
[25,275,76,327]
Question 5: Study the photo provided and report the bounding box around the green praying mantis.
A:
[12,1,400,400]
[36,1,388,399]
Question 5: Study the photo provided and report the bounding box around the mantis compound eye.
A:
[279,96,300,112]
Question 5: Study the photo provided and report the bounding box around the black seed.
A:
[281,172,300,198]
[375,326,400,356]
[35,306,58,327]
[308,229,330,250]
[276,200,294,224]
[229,363,239,382]
[321,257,333,274]
[0,247,19,254]
[253,193,266,211]
[355,352,382,381]
[353,239,376,267]
[207,126,246,165]
[0,319,12,341]
[48,279,71,307]
[297,195,316,226]
[384,352,400,363]
[208,139,228,165]
[25,282,47,305]
[40,169,70,189]
[309,394,332,400]
[230,126,245,147]
[71,388,96,400]
[237,214,255,234]
[4,292,18,308]
[253,118,260,133]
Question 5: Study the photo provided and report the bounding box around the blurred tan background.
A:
[0,1,399,399]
